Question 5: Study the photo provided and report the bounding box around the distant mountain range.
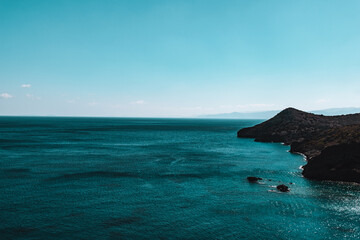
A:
[199,107,360,119]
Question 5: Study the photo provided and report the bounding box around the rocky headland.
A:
[237,107,360,183]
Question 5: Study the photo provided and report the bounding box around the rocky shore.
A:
[237,108,360,183]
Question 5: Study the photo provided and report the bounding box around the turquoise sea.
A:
[0,117,359,239]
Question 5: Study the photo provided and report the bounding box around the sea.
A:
[0,117,359,240]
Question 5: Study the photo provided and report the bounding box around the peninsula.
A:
[237,108,360,183]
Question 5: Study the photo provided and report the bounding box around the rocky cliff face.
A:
[237,107,360,183]
[290,124,360,158]
[302,143,360,183]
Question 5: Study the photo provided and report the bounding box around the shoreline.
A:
[237,107,360,184]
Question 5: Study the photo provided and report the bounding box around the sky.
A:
[1,0,360,117]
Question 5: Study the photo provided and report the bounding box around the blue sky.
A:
[1,0,360,117]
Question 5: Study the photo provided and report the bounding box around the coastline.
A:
[237,107,360,184]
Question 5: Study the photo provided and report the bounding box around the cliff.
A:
[237,107,360,183]
[302,143,360,183]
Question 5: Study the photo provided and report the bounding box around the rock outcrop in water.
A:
[247,176,262,182]
[276,184,289,192]
[237,108,360,183]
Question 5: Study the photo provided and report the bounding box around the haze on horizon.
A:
[1,0,360,117]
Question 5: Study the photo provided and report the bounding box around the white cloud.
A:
[180,106,214,111]
[234,103,276,110]
[219,103,276,111]
[67,97,80,104]
[248,103,276,108]
[316,99,329,104]
[21,84,31,88]
[26,94,41,100]
[235,103,275,109]
[88,101,99,106]
[131,100,145,105]
[0,93,13,99]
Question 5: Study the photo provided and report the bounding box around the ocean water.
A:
[0,117,359,240]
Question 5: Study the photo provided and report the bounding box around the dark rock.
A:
[276,184,289,192]
[303,143,360,183]
[247,176,262,182]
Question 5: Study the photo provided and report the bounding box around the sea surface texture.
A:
[0,117,359,240]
